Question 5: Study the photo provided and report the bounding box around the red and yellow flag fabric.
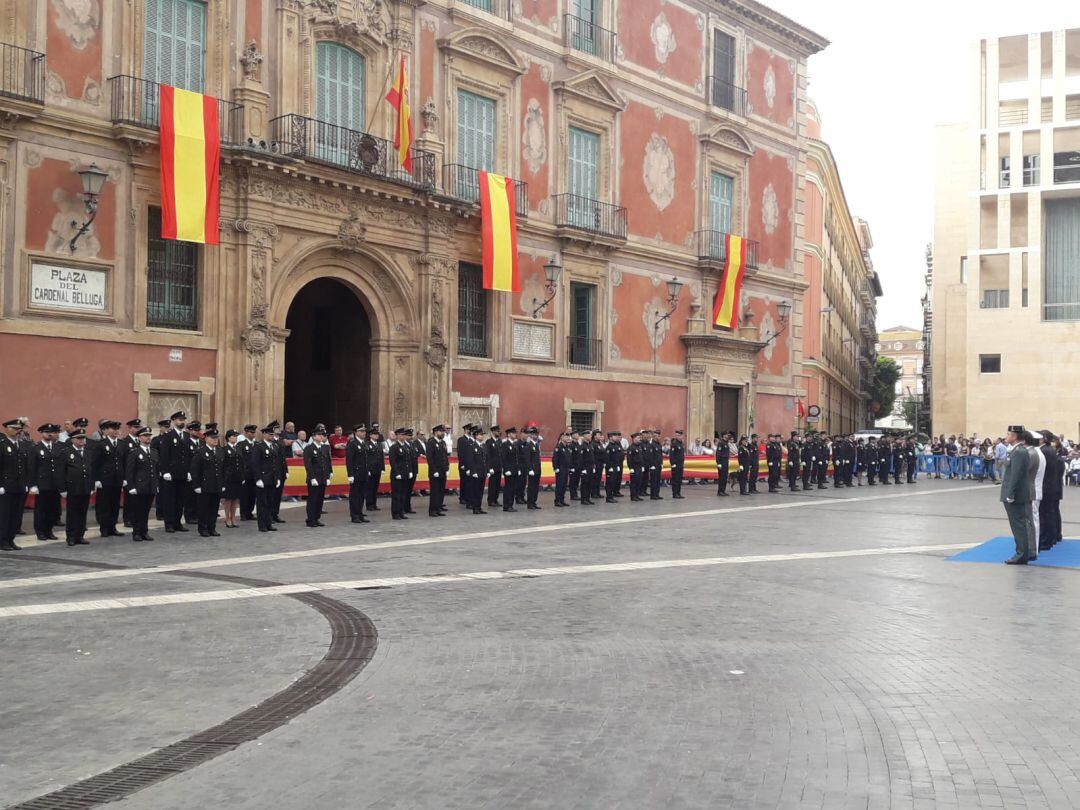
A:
[159,85,220,244]
[712,234,747,329]
[385,54,413,173]
[479,171,520,292]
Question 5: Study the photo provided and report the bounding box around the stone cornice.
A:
[713,0,829,56]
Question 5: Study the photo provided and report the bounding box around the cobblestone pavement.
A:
[3,479,1079,809]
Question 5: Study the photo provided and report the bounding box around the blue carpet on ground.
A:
[947,537,1080,568]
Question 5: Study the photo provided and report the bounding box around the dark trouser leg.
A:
[349,480,366,520]
[199,491,220,533]
[95,486,115,533]
[162,480,180,528]
[271,484,284,519]
[131,494,149,538]
[649,468,661,498]
[503,473,516,510]
[569,471,580,500]
[366,472,381,510]
[1005,501,1032,558]
[671,466,683,496]
[66,494,89,541]
[555,472,568,504]
[1039,499,1052,547]
[605,471,617,501]
[716,467,728,495]
[487,471,501,506]
[457,465,466,503]
[34,491,58,538]
[184,481,198,523]
[241,480,256,519]
[391,479,405,517]
[121,488,131,526]
[0,492,15,546]
[306,485,325,524]
[429,475,445,514]
[527,473,539,505]
[256,487,273,531]
[738,470,747,494]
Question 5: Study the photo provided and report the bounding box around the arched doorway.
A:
[284,278,372,432]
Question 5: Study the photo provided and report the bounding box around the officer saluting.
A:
[124,426,159,542]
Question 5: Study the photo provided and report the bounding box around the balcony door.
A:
[569,281,596,367]
[143,0,205,124]
[712,31,736,110]
[567,127,600,229]
[570,0,598,54]
[315,43,366,165]
[456,90,496,201]
[708,171,734,256]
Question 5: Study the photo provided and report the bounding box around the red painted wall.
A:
[617,0,703,86]
[519,62,550,213]
[754,393,793,435]
[746,40,796,130]
[453,370,688,436]
[611,272,690,364]
[802,252,822,358]
[46,0,103,102]
[745,295,791,377]
[747,148,793,271]
[512,254,555,320]
[418,24,435,116]
[26,158,117,261]
[245,0,263,47]
[0,335,216,423]
[804,167,823,245]
[620,102,695,244]
[517,0,559,26]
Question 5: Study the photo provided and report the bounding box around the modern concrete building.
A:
[799,101,881,435]
[873,325,923,431]
[933,28,1080,439]
[1,0,851,441]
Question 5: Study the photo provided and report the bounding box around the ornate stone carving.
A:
[762,184,779,234]
[234,219,281,248]
[522,99,547,175]
[336,213,367,252]
[424,341,448,369]
[650,13,676,64]
[644,298,671,349]
[394,391,408,420]
[643,134,676,212]
[240,40,264,80]
[420,98,439,136]
[764,64,777,109]
[51,0,100,50]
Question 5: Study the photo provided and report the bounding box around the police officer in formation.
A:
[426,425,450,516]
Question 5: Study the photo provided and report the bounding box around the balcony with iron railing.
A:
[108,75,244,143]
[0,42,45,108]
[442,164,528,218]
[270,113,436,191]
[706,77,747,117]
[695,230,759,271]
[450,0,513,21]
[567,335,602,371]
[859,315,876,339]
[564,14,617,63]
[553,194,627,242]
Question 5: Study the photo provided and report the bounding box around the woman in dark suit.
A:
[222,430,246,528]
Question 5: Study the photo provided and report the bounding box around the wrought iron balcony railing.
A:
[270,113,436,191]
[442,164,528,219]
[0,42,44,104]
[706,77,747,117]
[455,0,513,19]
[108,75,244,143]
[695,230,759,269]
[553,194,627,240]
[567,336,602,371]
[564,14,617,63]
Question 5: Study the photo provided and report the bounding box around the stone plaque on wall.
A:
[30,261,107,313]
[512,320,554,360]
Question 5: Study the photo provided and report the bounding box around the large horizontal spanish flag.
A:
[479,171,520,292]
[712,233,747,329]
[159,85,220,244]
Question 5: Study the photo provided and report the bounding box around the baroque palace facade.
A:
[0,0,845,439]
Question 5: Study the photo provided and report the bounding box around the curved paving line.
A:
[4,556,378,810]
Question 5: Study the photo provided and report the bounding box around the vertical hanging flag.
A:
[159,85,220,244]
[479,171,520,292]
[712,234,747,329]
[797,398,806,419]
[385,54,413,173]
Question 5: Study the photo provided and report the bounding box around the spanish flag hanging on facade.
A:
[385,54,413,173]
[712,234,747,329]
[159,85,220,244]
[479,171,520,292]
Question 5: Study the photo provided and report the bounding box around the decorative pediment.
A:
[700,125,754,157]
[438,28,527,76]
[553,70,626,113]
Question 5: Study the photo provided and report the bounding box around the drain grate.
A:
[7,565,378,809]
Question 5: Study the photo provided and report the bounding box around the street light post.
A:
[531,259,564,319]
[69,162,108,253]
[759,300,793,351]
[652,276,683,376]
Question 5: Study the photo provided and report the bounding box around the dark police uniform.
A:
[426,432,450,516]
[237,428,258,520]
[303,438,333,527]
[500,433,521,512]
[716,437,731,496]
[157,425,190,531]
[627,438,645,501]
[647,438,663,500]
[669,434,685,498]
[29,436,62,540]
[365,433,385,511]
[60,441,92,545]
[0,428,27,550]
[389,437,411,519]
[190,439,225,536]
[91,431,125,536]
[767,438,782,492]
[345,431,370,523]
[524,432,542,508]
[553,439,571,506]
[124,436,159,542]
[605,437,625,502]
[568,437,582,501]
[248,436,278,532]
[786,436,801,491]
[484,431,502,507]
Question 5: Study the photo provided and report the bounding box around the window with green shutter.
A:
[456,90,496,201]
[315,42,366,164]
[709,171,734,234]
[570,0,598,54]
[143,0,206,91]
[147,207,199,330]
[567,127,600,228]
[568,282,597,368]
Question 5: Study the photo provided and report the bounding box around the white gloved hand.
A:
[94,481,102,490]
[129,488,137,495]
[256,480,265,488]
[194,487,202,494]
[310,478,318,486]
[187,473,192,482]
[60,491,67,497]
[29,486,39,495]
[0,487,6,495]
[1007,497,1014,503]
[275,480,280,488]
[347,476,354,484]
[488,469,494,475]
[163,473,173,482]
[395,475,402,480]
[409,473,415,479]
[554,469,560,474]
[432,472,439,478]
[471,473,478,478]
[528,471,535,477]
[650,466,656,471]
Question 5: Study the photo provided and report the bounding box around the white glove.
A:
[94,480,102,490]
[409,473,415,479]
[0,487,4,495]
[275,480,280,488]
[1007,497,1014,503]
[650,466,656,471]
[310,478,318,486]
[129,488,137,495]
[256,480,265,489]
[432,472,439,478]
[163,473,173,481]
[30,486,39,495]
[347,476,354,484]
[488,469,494,475]
[60,491,67,497]
[187,473,192,482]
[554,469,560,474]
[528,471,535,477]
[471,473,478,478]
[395,475,402,480]
[194,487,202,494]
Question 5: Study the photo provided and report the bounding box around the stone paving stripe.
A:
[0,541,979,620]
[0,484,978,592]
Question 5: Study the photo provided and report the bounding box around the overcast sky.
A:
[763,1,1075,330]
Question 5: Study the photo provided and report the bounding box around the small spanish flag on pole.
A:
[159,85,220,244]
[712,234,747,329]
[479,171,520,292]
[385,54,413,173]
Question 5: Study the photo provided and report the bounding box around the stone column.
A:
[413,253,455,431]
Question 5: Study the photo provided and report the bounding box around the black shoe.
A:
[351,518,364,524]
[199,531,211,537]
[717,492,729,497]
[166,527,176,534]
[528,504,541,510]
[504,507,517,512]
[1005,555,1030,565]
[306,522,318,528]
[651,496,662,500]
[392,515,403,520]
[273,518,285,524]
[175,525,189,532]
[267,525,278,531]
[605,498,616,503]
[66,539,77,547]
[405,510,416,515]
[259,527,270,532]
[673,494,685,499]
[133,535,144,542]
[48,533,59,540]
[36,534,49,541]
[473,509,487,515]
[817,485,827,490]
[113,530,126,537]
[631,496,642,501]
[570,495,579,501]
[210,530,221,537]
[315,521,325,527]
[144,534,155,542]
[76,539,90,545]
[554,502,566,507]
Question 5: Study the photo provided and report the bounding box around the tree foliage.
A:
[870,356,900,418]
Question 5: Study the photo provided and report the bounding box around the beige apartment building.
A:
[873,325,922,431]
[933,28,1080,439]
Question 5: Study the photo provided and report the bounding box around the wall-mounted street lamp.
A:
[69,163,108,254]
[531,258,563,319]
[759,300,793,351]
[652,277,683,375]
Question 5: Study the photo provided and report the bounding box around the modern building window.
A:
[708,171,734,235]
[979,354,1001,374]
[981,289,1010,308]
[1023,154,1040,186]
[570,410,595,434]
[456,91,496,172]
[568,281,597,367]
[1044,197,1080,321]
[144,0,206,91]
[567,127,600,227]
[146,206,199,330]
[999,156,1010,187]
[711,30,737,110]
[457,263,488,358]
